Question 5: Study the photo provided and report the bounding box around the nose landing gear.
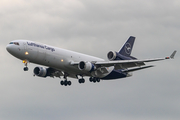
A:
[23,60,29,71]
[24,67,29,71]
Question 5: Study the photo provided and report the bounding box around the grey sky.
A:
[0,0,180,120]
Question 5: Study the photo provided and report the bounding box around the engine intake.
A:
[34,67,47,77]
[107,51,117,61]
[78,61,95,72]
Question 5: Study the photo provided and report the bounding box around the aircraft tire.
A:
[64,80,68,86]
[79,79,82,84]
[89,77,93,82]
[81,79,85,83]
[23,67,28,71]
[60,81,64,85]
[67,81,71,86]
[79,79,85,84]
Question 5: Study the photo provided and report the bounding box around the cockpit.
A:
[9,42,19,45]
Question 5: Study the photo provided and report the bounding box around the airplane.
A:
[6,36,176,86]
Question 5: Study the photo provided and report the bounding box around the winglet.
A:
[166,50,177,59]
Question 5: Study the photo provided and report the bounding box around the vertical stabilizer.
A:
[119,36,135,57]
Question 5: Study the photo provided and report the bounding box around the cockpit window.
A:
[14,42,19,45]
[9,42,19,45]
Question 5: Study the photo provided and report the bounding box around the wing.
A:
[95,58,164,69]
[71,51,176,72]
[95,51,176,70]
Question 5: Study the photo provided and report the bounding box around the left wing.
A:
[95,51,176,70]
[96,50,176,70]
[95,57,164,69]
[71,51,176,72]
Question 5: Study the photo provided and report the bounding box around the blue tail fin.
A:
[119,36,135,57]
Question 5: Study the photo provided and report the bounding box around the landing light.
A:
[61,59,64,62]
[25,52,29,55]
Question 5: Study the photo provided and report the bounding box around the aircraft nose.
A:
[6,44,15,54]
[6,44,12,53]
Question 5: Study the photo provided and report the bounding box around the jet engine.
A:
[107,51,134,60]
[34,67,47,77]
[107,51,118,61]
[78,61,95,72]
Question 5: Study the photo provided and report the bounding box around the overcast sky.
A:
[0,0,180,120]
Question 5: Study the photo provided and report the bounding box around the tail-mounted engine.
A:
[34,67,48,77]
[107,51,136,60]
[107,51,118,61]
[78,61,95,72]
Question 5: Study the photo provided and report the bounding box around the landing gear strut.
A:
[23,60,29,71]
[60,73,72,86]
[78,75,85,84]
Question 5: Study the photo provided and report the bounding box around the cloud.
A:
[0,0,179,120]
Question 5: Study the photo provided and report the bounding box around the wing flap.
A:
[95,58,165,68]
[121,65,154,72]
[114,62,145,69]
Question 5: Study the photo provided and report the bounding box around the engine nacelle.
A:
[107,51,134,60]
[34,67,47,77]
[78,61,95,72]
[107,51,118,61]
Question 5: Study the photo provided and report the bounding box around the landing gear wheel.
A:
[64,80,68,86]
[60,81,64,85]
[89,77,100,83]
[89,77,93,82]
[23,67,28,71]
[93,79,96,83]
[60,80,72,86]
[67,81,72,86]
[79,78,85,84]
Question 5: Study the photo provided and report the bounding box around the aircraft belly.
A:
[101,70,127,80]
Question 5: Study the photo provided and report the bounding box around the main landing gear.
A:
[60,73,72,86]
[89,77,100,83]
[79,78,85,84]
[60,80,71,86]
[23,60,29,71]
[59,74,100,86]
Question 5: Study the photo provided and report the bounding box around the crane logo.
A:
[125,43,131,54]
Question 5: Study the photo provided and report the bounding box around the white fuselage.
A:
[6,40,114,78]
[7,36,173,84]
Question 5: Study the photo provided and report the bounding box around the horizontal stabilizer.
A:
[121,65,154,72]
